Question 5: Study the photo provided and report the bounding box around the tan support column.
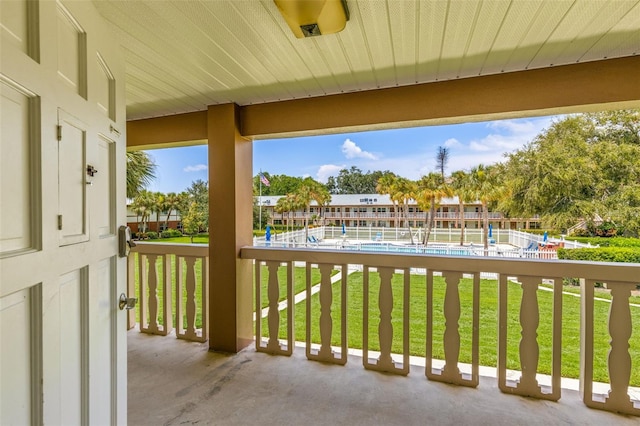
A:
[208,104,253,352]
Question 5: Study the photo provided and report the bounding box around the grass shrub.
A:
[564,236,640,248]
[161,228,183,238]
[558,247,640,263]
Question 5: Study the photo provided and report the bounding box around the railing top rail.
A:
[131,242,209,257]
[240,246,639,283]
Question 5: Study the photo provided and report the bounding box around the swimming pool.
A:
[341,242,475,256]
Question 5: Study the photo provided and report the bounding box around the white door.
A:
[1,1,127,424]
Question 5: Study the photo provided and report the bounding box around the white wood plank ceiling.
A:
[92,0,640,121]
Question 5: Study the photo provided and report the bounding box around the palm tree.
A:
[416,172,453,245]
[275,194,296,233]
[309,183,331,226]
[376,172,399,228]
[468,165,504,254]
[126,151,156,199]
[152,192,165,234]
[162,192,183,230]
[450,170,473,246]
[295,178,331,242]
[390,177,417,244]
[130,190,154,233]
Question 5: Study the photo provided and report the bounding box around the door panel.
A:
[0,79,38,256]
[1,1,127,424]
[0,289,32,425]
[96,134,115,238]
[58,110,88,246]
[58,268,87,426]
[90,257,116,424]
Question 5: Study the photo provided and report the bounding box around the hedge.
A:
[563,236,640,248]
[161,229,183,238]
[557,247,640,263]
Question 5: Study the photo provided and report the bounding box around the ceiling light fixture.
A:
[274,0,350,38]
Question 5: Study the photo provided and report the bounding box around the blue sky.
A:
[144,115,558,194]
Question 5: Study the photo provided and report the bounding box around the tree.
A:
[326,166,387,194]
[376,172,400,228]
[184,180,209,232]
[253,173,306,195]
[130,190,154,234]
[151,192,165,234]
[275,194,298,233]
[450,170,473,245]
[435,146,450,178]
[390,177,417,244]
[181,200,207,243]
[416,172,452,245]
[498,110,640,235]
[468,165,503,254]
[293,178,330,242]
[126,151,156,199]
[162,192,183,230]
[253,202,270,230]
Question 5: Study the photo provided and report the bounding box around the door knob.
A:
[119,293,137,310]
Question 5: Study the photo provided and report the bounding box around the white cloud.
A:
[341,138,377,160]
[316,164,345,183]
[468,117,554,153]
[444,138,461,148]
[487,119,536,133]
[183,164,207,172]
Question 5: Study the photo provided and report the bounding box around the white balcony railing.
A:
[127,242,208,342]
[240,247,640,417]
[126,240,639,417]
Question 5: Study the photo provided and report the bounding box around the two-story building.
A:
[258,194,540,230]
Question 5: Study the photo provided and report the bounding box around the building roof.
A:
[258,194,471,207]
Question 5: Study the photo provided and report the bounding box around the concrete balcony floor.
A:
[128,330,638,425]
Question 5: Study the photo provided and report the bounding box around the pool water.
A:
[343,243,474,256]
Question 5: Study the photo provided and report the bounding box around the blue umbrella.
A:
[543,231,548,242]
[265,225,271,242]
[342,223,346,235]
[488,224,493,238]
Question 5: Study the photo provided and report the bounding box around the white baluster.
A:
[147,254,159,333]
[442,271,461,378]
[266,262,281,352]
[607,283,634,409]
[184,257,197,338]
[519,277,540,390]
[377,268,394,368]
[318,264,334,358]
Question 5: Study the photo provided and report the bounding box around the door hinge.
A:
[57,215,63,230]
[56,125,62,141]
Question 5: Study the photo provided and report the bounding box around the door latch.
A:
[118,225,136,257]
[119,293,137,310]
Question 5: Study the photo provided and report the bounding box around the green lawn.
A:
[261,272,640,386]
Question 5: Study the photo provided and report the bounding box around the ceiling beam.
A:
[241,56,640,139]
[127,56,640,147]
[127,110,207,150]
